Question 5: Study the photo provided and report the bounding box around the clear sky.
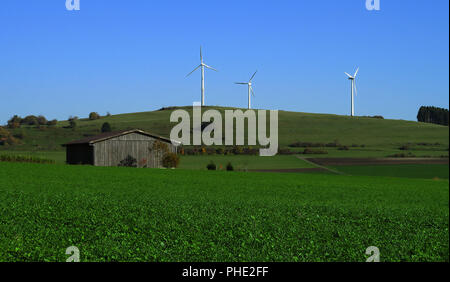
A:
[0,0,448,124]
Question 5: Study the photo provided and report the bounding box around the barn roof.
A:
[63,129,176,146]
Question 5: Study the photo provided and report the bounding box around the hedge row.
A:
[0,155,55,164]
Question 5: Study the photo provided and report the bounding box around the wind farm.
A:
[185,45,362,116]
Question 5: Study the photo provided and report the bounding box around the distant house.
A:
[63,129,178,168]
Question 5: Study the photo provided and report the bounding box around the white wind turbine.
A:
[235,71,257,109]
[186,47,217,106]
[344,67,359,117]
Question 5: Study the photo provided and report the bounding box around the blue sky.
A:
[0,0,448,123]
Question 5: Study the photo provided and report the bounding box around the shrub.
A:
[362,115,384,119]
[0,155,54,164]
[47,119,58,127]
[101,122,112,133]
[399,145,410,151]
[13,131,26,140]
[303,148,328,155]
[232,146,243,155]
[7,115,22,129]
[207,161,216,170]
[21,115,38,126]
[152,140,169,154]
[289,141,325,148]
[89,112,101,120]
[69,119,77,129]
[36,115,48,125]
[338,146,349,151]
[118,155,137,167]
[0,127,20,146]
[226,162,234,171]
[162,152,180,168]
[387,153,416,158]
[278,148,296,155]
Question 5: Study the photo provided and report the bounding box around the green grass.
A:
[179,155,315,170]
[2,106,448,159]
[0,162,448,262]
[333,164,449,179]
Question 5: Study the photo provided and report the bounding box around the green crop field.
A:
[0,162,448,262]
[333,164,449,179]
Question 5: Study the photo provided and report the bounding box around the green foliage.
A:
[21,115,39,126]
[417,106,449,126]
[68,118,77,130]
[7,115,22,129]
[162,152,180,168]
[101,122,112,133]
[303,148,328,155]
[0,162,448,262]
[13,131,26,140]
[47,119,58,127]
[89,112,101,120]
[118,155,137,167]
[399,145,410,151]
[0,127,20,146]
[152,140,169,153]
[36,115,48,126]
[0,155,54,164]
[206,161,216,170]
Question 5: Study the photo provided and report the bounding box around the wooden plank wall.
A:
[93,133,177,168]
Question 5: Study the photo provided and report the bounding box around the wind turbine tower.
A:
[235,71,257,109]
[186,47,217,106]
[344,67,359,117]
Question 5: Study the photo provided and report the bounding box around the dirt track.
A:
[306,158,449,166]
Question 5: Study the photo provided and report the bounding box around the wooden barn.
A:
[63,129,178,168]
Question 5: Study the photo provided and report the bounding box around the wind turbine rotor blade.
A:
[200,46,203,62]
[344,72,353,78]
[354,67,359,78]
[249,70,258,82]
[251,87,255,96]
[354,80,358,96]
[204,64,218,72]
[235,82,248,85]
[186,65,201,77]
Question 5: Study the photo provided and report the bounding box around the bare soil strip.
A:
[306,158,449,166]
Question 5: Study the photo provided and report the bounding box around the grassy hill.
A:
[1,106,448,159]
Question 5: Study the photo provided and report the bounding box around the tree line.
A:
[417,106,449,126]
